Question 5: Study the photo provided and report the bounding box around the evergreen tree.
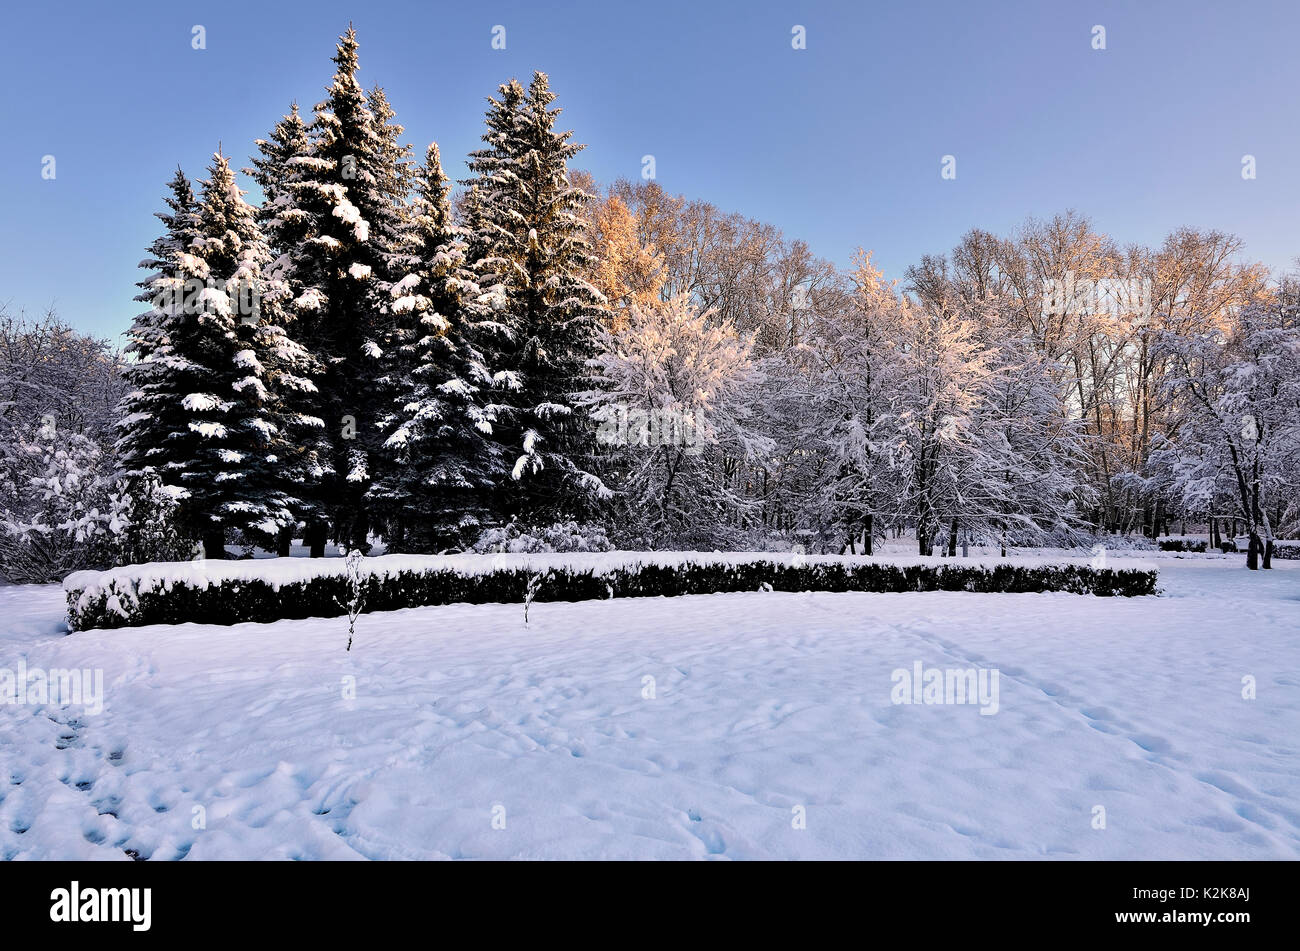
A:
[111,470,196,565]
[248,103,332,553]
[117,168,201,482]
[370,143,504,550]
[248,103,312,284]
[118,152,314,557]
[366,84,415,277]
[462,72,609,527]
[276,27,408,551]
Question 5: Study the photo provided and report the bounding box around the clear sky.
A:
[2,0,1298,342]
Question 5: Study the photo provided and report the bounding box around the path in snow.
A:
[1,554,1297,859]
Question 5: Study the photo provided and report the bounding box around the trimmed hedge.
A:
[1159,539,1208,552]
[65,554,1158,631]
[1271,542,1300,561]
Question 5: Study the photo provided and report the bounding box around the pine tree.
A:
[248,103,332,554]
[276,27,408,551]
[248,103,312,284]
[462,72,609,527]
[117,168,201,482]
[119,152,314,557]
[369,143,504,550]
[365,84,415,278]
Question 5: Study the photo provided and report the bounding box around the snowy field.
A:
[1,551,1297,860]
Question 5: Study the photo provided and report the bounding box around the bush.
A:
[471,521,614,554]
[1158,539,1208,552]
[0,423,119,583]
[112,471,197,566]
[0,438,194,583]
[65,553,1158,631]
[1270,542,1299,561]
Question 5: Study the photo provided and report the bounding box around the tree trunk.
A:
[306,520,328,559]
[947,517,958,558]
[348,512,371,554]
[276,527,293,558]
[387,519,406,555]
[202,528,226,560]
[863,514,873,556]
[1254,476,1272,570]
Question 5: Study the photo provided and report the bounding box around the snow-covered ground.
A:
[2,551,1297,859]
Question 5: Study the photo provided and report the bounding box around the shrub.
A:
[0,423,119,583]
[65,552,1158,631]
[471,521,614,554]
[1158,539,1208,552]
[112,471,196,566]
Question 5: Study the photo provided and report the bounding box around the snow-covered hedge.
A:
[1272,541,1300,561]
[1159,539,1208,552]
[64,552,1158,631]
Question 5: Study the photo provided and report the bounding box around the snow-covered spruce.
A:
[63,551,1157,631]
[259,28,413,553]
[367,142,503,551]
[460,72,610,526]
[116,153,317,557]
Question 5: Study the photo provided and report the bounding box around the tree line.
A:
[2,27,1296,581]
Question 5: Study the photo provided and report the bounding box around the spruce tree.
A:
[248,103,332,555]
[462,72,609,528]
[366,84,415,277]
[369,143,503,550]
[248,103,312,283]
[277,27,407,551]
[119,152,314,557]
[117,167,201,485]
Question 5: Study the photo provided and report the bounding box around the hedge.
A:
[64,553,1159,632]
[1159,539,1208,552]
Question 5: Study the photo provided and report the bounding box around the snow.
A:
[391,274,420,295]
[5,552,1298,859]
[331,198,369,242]
[294,288,326,311]
[180,393,226,413]
[188,421,228,439]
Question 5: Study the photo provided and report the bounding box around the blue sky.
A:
[2,0,1298,341]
